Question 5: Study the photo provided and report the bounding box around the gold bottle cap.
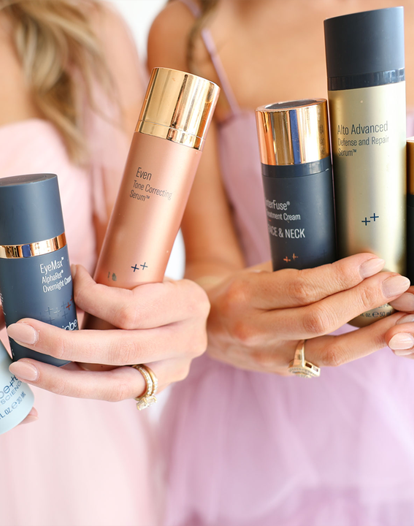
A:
[408,137,414,195]
[136,67,220,150]
[255,99,330,166]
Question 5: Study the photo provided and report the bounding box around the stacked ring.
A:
[131,364,158,410]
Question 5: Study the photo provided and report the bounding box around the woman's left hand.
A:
[7,265,209,402]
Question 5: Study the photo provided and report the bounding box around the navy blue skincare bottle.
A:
[0,340,34,434]
[0,174,77,366]
[255,99,336,271]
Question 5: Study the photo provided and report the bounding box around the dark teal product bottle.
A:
[255,99,336,271]
[0,174,77,366]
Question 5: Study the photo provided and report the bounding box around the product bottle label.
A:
[0,245,77,365]
[0,352,34,434]
[262,168,336,271]
[328,82,407,274]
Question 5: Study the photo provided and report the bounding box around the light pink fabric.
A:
[162,110,414,526]
[162,5,414,522]
[0,120,161,525]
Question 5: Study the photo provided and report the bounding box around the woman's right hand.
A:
[205,253,411,375]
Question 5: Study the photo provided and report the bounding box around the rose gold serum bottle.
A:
[84,68,219,331]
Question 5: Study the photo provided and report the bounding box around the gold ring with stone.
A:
[288,340,320,378]
[131,364,158,410]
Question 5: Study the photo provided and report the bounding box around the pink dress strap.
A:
[175,0,241,116]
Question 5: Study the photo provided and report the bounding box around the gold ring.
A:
[131,364,158,410]
[288,340,320,378]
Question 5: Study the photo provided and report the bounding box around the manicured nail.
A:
[7,323,39,345]
[9,361,38,382]
[396,314,414,325]
[382,275,411,298]
[390,293,414,312]
[359,257,385,279]
[388,333,414,351]
[394,349,414,356]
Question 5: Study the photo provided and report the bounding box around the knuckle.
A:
[250,349,277,370]
[302,305,334,336]
[114,302,137,330]
[321,342,347,368]
[189,293,210,321]
[50,334,69,361]
[107,380,130,402]
[220,278,250,314]
[231,320,259,347]
[44,376,67,396]
[358,283,378,311]
[175,363,191,382]
[289,273,314,304]
[192,332,208,358]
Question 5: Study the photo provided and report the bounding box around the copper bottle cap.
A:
[255,99,330,166]
[137,67,220,150]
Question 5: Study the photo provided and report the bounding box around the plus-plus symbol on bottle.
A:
[361,217,370,226]
[370,213,379,221]
[131,264,139,272]
[140,262,148,270]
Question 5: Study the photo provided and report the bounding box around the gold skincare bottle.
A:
[324,7,406,327]
[83,68,219,335]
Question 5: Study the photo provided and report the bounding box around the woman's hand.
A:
[205,253,411,375]
[7,265,209,401]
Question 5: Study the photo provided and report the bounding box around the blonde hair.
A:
[2,0,114,164]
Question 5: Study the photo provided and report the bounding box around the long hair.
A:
[1,0,113,164]
[170,0,219,73]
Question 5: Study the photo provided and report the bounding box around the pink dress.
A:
[162,2,414,525]
[0,18,161,526]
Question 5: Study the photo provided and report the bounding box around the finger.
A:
[209,312,403,375]
[7,317,207,365]
[9,357,191,401]
[244,253,385,309]
[302,312,402,368]
[73,265,209,329]
[389,291,414,312]
[384,314,414,357]
[19,407,39,425]
[258,271,410,340]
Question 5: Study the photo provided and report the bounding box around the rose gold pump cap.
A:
[137,67,220,150]
[256,98,330,166]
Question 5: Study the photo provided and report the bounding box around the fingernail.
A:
[359,257,385,279]
[394,349,414,356]
[7,323,39,345]
[388,333,414,351]
[397,314,414,325]
[9,361,38,382]
[390,293,414,312]
[382,275,411,298]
